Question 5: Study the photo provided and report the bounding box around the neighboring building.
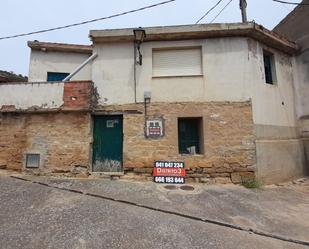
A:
[273,0,309,171]
[0,22,307,184]
[28,41,92,82]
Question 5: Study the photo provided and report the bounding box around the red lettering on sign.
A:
[153,168,186,177]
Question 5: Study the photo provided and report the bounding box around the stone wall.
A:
[99,101,256,183]
[0,101,256,183]
[0,112,91,174]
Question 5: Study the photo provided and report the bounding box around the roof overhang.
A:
[90,22,298,55]
[28,41,92,54]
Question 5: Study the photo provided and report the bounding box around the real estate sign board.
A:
[153,161,186,184]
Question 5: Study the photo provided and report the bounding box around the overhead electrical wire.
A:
[0,0,176,40]
[272,0,309,5]
[210,0,233,23]
[195,0,224,24]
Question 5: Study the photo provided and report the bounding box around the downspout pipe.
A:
[62,52,98,82]
[133,42,137,103]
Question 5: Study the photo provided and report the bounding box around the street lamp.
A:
[144,91,151,104]
[133,28,146,103]
[133,28,146,65]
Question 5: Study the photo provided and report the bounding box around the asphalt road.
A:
[0,175,307,249]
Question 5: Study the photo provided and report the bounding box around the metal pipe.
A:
[62,52,98,82]
[133,42,137,103]
[144,98,147,136]
[240,0,247,23]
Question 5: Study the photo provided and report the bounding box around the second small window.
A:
[47,72,69,82]
[263,50,276,85]
[178,117,203,155]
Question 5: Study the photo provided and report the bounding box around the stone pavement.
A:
[0,170,308,248]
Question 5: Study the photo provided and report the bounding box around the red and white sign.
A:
[153,167,186,177]
[153,161,185,184]
[146,119,163,137]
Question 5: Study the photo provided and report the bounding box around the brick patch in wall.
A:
[62,81,93,110]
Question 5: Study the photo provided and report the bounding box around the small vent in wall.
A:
[26,154,40,168]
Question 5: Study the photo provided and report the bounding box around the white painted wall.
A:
[92,43,135,105]
[92,37,297,128]
[292,52,309,120]
[22,37,297,129]
[247,39,297,127]
[29,50,92,82]
[92,38,252,105]
[0,83,64,109]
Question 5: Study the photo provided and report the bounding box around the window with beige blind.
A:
[152,47,203,77]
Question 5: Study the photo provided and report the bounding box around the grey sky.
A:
[0,0,294,76]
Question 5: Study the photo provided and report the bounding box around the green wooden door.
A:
[92,115,123,172]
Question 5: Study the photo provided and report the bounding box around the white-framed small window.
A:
[152,47,203,77]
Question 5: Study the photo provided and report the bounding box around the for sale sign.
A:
[153,161,186,184]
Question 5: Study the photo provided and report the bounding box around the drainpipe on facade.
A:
[133,41,150,137]
[134,42,137,103]
[62,53,98,82]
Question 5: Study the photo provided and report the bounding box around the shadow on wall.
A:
[304,138,309,175]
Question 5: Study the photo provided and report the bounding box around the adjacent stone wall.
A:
[254,122,308,184]
[0,112,91,174]
[99,101,256,183]
[256,139,307,184]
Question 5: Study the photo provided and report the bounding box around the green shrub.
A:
[241,176,261,188]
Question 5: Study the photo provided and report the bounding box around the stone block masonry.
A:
[0,112,91,173]
[0,100,256,183]
[99,101,256,184]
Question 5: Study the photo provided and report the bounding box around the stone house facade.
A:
[0,22,307,184]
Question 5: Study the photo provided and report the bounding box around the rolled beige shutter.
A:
[152,47,202,77]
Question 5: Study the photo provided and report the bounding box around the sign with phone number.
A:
[153,161,185,184]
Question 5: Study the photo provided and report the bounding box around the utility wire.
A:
[210,0,233,23]
[195,0,224,24]
[0,0,176,40]
[272,0,309,5]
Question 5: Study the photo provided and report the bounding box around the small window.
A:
[152,47,202,77]
[26,154,40,168]
[47,72,69,82]
[178,118,203,154]
[263,51,276,84]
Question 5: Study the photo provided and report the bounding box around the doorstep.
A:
[90,172,124,177]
